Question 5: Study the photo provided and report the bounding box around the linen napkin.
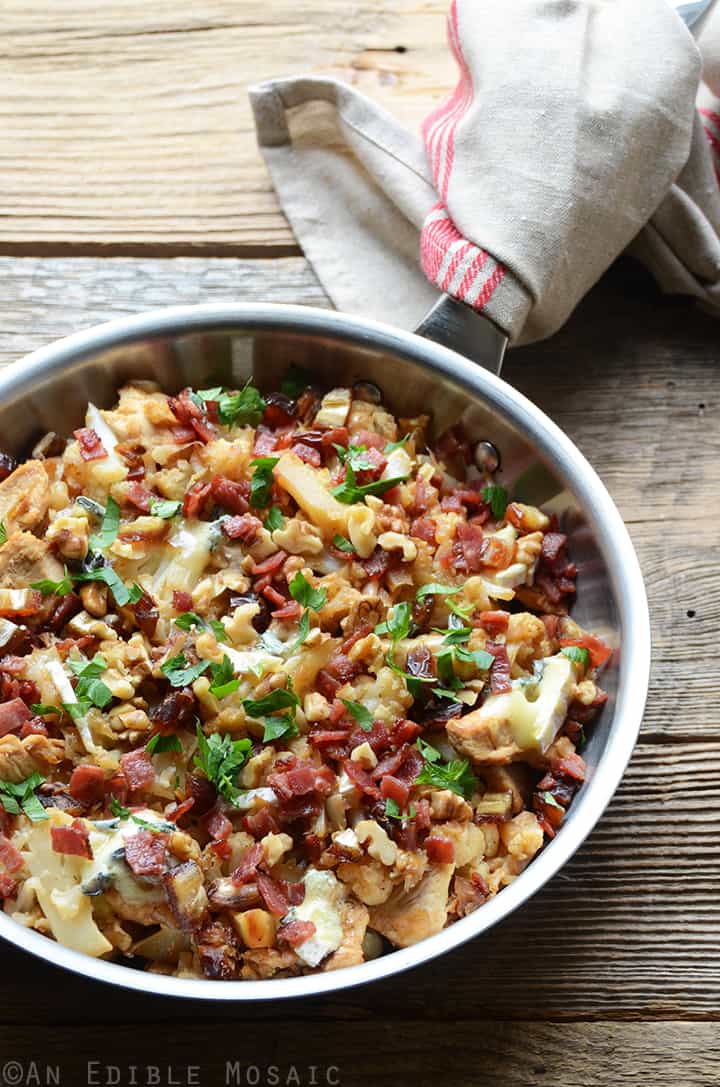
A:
[250,0,720,345]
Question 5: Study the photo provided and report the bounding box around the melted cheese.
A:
[146,520,213,604]
[284,869,344,967]
[476,653,576,752]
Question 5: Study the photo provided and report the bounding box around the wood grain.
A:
[0,1,452,252]
[0,1021,717,1087]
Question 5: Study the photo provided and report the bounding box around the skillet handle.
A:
[414,294,508,377]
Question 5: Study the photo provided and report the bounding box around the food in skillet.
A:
[0,373,610,979]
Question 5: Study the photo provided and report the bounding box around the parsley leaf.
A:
[146,733,183,755]
[68,653,113,709]
[109,795,130,819]
[249,456,279,509]
[208,655,240,700]
[242,687,300,719]
[334,443,375,472]
[264,506,285,532]
[73,564,140,607]
[415,740,477,798]
[280,364,313,399]
[150,498,182,519]
[32,565,73,598]
[416,582,462,601]
[340,699,373,732]
[454,646,494,671]
[431,687,462,703]
[63,701,92,720]
[482,484,508,520]
[89,495,120,551]
[385,797,417,821]
[384,435,410,454]
[290,610,310,653]
[0,522,6,545]
[174,612,225,641]
[218,383,266,427]
[561,646,590,668]
[332,461,408,505]
[262,715,299,743]
[31,704,60,717]
[437,626,472,646]
[332,534,355,554]
[288,571,327,611]
[540,790,564,810]
[194,722,252,803]
[0,771,48,822]
[375,600,411,643]
[160,652,211,688]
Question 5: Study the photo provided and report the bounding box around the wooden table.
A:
[1,6,718,1086]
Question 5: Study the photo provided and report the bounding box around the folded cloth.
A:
[250,0,720,345]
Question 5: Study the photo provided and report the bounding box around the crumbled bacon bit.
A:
[51,819,93,860]
[126,482,154,513]
[559,635,612,670]
[172,590,193,613]
[183,480,213,520]
[205,808,233,842]
[211,476,251,516]
[256,871,290,916]
[291,442,322,467]
[270,600,303,622]
[166,797,195,823]
[410,517,437,544]
[0,835,24,873]
[251,550,287,577]
[267,760,335,801]
[0,698,31,738]
[277,919,316,948]
[342,758,381,800]
[486,642,512,694]
[74,427,107,461]
[242,808,279,839]
[120,750,155,793]
[68,765,105,807]
[221,514,262,542]
[425,836,455,864]
[125,830,167,877]
[380,775,410,807]
[168,390,217,444]
[360,546,391,580]
[252,427,279,456]
[478,610,510,636]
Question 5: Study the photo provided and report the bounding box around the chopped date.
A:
[150,688,196,733]
[211,476,251,516]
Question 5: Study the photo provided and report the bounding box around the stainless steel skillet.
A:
[0,297,650,999]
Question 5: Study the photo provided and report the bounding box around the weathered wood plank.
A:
[0,1020,717,1086]
[0,742,717,1022]
[0,1,452,251]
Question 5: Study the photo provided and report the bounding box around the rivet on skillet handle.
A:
[414,294,508,377]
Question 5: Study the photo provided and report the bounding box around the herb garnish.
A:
[332,534,355,554]
[160,653,211,688]
[288,571,327,611]
[197,383,266,428]
[414,738,477,799]
[145,733,183,755]
[481,484,508,520]
[32,565,74,598]
[88,495,120,551]
[264,506,285,532]
[249,456,279,508]
[561,646,590,668]
[194,723,252,803]
[340,699,373,732]
[150,498,182,519]
[0,771,48,822]
[332,461,408,505]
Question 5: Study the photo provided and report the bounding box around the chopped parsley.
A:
[264,506,285,532]
[0,522,6,546]
[375,600,411,642]
[385,797,416,821]
[262,715,299,743]
[73,565,143,607]
[208,655,241,700]
[109,795,130,819]
[333,443,376,472]
[160,652,210,688]
[415,738,477,799]
[561,646,590,668]
[108,795,175,831]
[88,495,119,551]
[384,435,410,454]
[416,582,462,601]
[242,686,300,719]
[30,704,61,717]
[145,733,183,755]
[194,723,252,804]
[31,565,73,598]
[197,382,266,428]
[249,456,279,509]
[454,645,494,671]
[540,790,564,810]
[173,612,225,641]
[482,484,508,520]
[280,364,313,400]
[150,498,182,519]
[332,461,408,505]
[68,653,113,710]
[332,534,355,554]
[288,571,327,611]
[340,699,373,732]
[0,771,48,822]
